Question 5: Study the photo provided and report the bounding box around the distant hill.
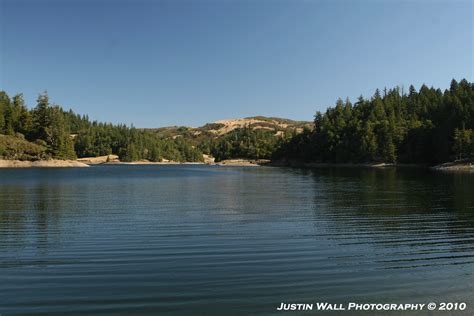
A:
[144,116,312,146]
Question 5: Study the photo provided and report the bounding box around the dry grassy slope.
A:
[144,116,312,142]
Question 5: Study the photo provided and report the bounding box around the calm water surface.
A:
[0,165,473,315]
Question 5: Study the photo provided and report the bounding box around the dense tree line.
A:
[199,128,284,161]
[0,91,203,162]
[65,112,202,162]
[0,92,76,159]
[274,79,474,164]
[2,79,473,164]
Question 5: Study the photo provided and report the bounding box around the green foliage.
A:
[453,128,474,159]
[31,92,51,142]
[1,79,472,164]
[275,79,474,164]
[146,117,310,157]
[47,106,77,159]
[0,91,203,162]
[70,118,204,162]
[29,93,76,159]
[208,128,282,161]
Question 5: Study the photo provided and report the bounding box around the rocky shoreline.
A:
[269,160,474,172]
[430,160,474,172]
[77,155,270,167]
[215,159,270,166]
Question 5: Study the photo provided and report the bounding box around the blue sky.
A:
[0,0,472,127]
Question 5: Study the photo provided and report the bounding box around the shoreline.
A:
[1,157,473,171]
[79,155,271,167]
[100,159,269,167]
[270,160,474,172]
[103,161,205,165]
[268,161,424,169]
[430,160,474,172]
[0,159,89,168]
[215,159,270,167]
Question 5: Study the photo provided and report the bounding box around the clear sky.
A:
[0,0,472,127]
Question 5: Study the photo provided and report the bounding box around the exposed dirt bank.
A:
[0,159,89,168]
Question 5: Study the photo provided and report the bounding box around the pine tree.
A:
[48,106,76,159]
[32,92,51,142]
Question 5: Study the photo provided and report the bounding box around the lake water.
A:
[0,165,473,315]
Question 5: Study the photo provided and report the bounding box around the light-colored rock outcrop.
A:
[77,155,120,165]
[203,154,215,164]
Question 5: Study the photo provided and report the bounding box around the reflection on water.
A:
[0,166,473,315]
[308,169,474,269]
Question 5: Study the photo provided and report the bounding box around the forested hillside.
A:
[1,79,472,164]
[146,117,310,161]
[0,92,203,162]
[274,79,474,164]
[0,91,301,162]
